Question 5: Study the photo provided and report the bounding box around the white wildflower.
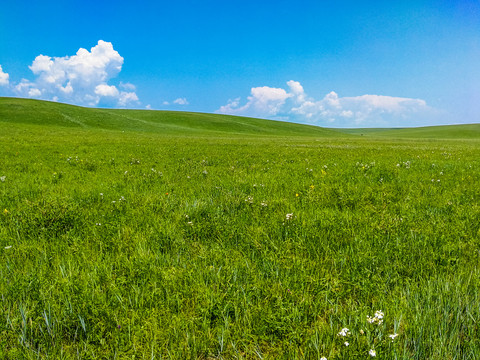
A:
[367,310,384,325]
[374,310,384,319]
[369,349,376,357]
[337,328,350,337]
[286,213,294,221]
[0,176,5,182]
[389,333,398,340]
[344,341,349,346]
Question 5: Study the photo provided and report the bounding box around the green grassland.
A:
[341,124,480,139]
[0,98,342,137]
[0,98,479,359]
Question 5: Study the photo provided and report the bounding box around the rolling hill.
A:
[1,97,479,139]
[0,97,341,137]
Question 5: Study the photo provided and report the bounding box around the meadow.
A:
[0,98,479,359]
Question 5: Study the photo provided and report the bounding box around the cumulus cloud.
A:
[287,80,306,103]
[217,86,292,116]
[0,65,9,86]
[173,97,189,105]
[291,92,429,125]
[13,40,139,107]
[217,80,436,127]
[95,84,119,97]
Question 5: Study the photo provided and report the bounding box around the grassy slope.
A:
[2,97,479,139]
[0,97,342,137]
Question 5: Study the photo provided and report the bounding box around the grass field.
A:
[1,98,479,359]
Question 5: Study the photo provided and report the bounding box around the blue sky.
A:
[0,0,479,127]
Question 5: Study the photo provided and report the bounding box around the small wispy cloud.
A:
[217,80,438,127]
[119,82,136,91]
[173,97,189,105]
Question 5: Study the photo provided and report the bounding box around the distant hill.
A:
[0,97,341,137]
[2,97,478,139]
[338,124,480,139]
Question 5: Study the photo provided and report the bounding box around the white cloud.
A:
[290,92,430,125]
[217,97,242,114]
[13,40,139,107]
[217,80,436,127]
[119,82,136,91]
[250,86,292,114]
[28,88,42,97]
[0,65,9,86]
[95,84,119,97]
[173,97,189,105]
[60,82,74,94]
[217,86,291,117]
[15,79,38,95]
[287,80,306,103]
[118,91,139,106]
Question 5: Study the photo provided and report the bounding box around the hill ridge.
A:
[1,97,479,139]
[0,97,341,137]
